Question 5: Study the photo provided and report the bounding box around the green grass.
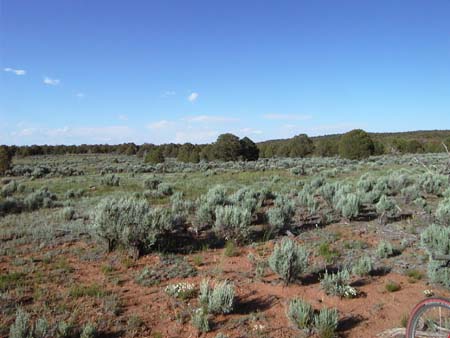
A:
[69,283,108,298]
[0,272,26,291]
[318,242,340,263]
[385,281,401,292]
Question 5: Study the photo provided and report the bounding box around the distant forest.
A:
[2,129,450,164]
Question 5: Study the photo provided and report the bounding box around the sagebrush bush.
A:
[214,205,252,243]
[60,206,75,221]
[101,174,120,186]
[351,255,373,277]
[23,188,57,211]
[287,298,313,330]
[80,323,97,338]
[376,195,399,219]
[421,224,450,288]
[376,240,394,258]
[269,237,308,285]
[92,196,174,256]
[195,185,228,226]
[1,179,17,197]
[191,307,210,332]
[313,308,339,338]
[9,308,31,338]
[199,279,235,314]
[320,269,357,298]
[436,197,450,225]
[419,173,448,196]
[334,192,360,219]
[267,194,295,233]
[157,182,173,196]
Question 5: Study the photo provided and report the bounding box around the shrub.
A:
[1,180,17,197]
[214,205,252,243]
[313,308,339,338]
[419,173,448,196]
[269,237,308,285]
[61,206,75,221]
[334,193,361,219]
[9,308,31,338]
[101,174,120,186]
[351,256,373,277]
[376,195,399,219]
[191,307,210,332]
[157,182,173,196]
[376,240,394,258]
[143,176,161,190]
[436,198,450,225]
[320,269,357,298]
[339,129,374,160]
[318,242,340,264]
[421,224,450,288]
[165,282,196,300]
[80,323,97,338]
[195,185,228,226]
[91,196,174,256]
[199,279,235,314]
[23,188,57,211]
[287,298,313,330]
[267,194,295,233]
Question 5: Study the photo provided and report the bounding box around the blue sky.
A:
[1,0,450,145]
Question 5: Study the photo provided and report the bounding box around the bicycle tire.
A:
[406,297,450,338]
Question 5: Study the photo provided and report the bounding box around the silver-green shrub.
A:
[101,174,120,186]
[9,308,31,338]
[376,195,399,218]
[199,279,235,314]
[287,298,313,330]
[269,237,308,285]
[214,205,252,243]
[334,192,361,219]
[267,194,295,233]
[80,323,97,338]
[376,240,394,258]
[436,197,450,225]
[320,269,356,298]
[23,188,57,211]
[313,308,339,338]
[191,307,210,332]
[1,179,17,197]
[419,173,449,196]
[351,255,373,277]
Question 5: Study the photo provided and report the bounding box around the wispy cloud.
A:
[4,67,26,75]
[184,115,239,123]
[161,90,176,97]
[147,120,173,130]
[43,76,60,86]
[75,92,85,98]
[118,114,128,121]
[263,114,312,121]
[188,92,199,102]
[175,129,218,143]
[239,127,263,135]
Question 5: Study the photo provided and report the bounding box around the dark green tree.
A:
[212,133,242,161]
[144,147,165,164]
[287,134,314,158]
[315,138,339,157]
[239,137,259,161]
[339,129,375,160]
[0,146,12,175]
[177,143,200,163]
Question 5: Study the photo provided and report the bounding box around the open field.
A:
[1,153,450,338]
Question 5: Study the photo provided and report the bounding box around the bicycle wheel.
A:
[406,297,450,338]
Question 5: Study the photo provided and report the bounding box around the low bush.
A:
[287,298,313,330]
[376,240,394,258]
[351,255,373,277]
[191,307,210,332]
[214,205,252,243]
[436,197,450,225]
[269,237,308,285]
[320,269,357,298]
[199,279,235,314]
[313,307,339,338]
[101,174,120,186]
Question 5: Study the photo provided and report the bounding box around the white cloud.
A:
[306,123,361,135]
[9,125,135,144]
[188,92,199,102]
[43,77,60,86]
[263,114,312,121]
[147,120,172,130]
[4,67,26,75]
[185,115,239,123]
[118,114,128,121]
[239,127,262,135]
[175,129,219,143]
[162,90,176,97]
[76,92,85,98]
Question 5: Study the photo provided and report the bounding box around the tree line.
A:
[1,129,450,172]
